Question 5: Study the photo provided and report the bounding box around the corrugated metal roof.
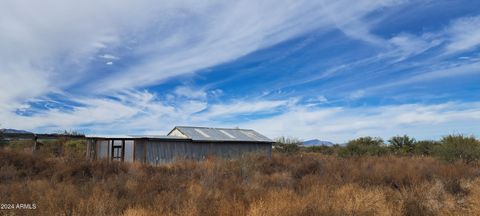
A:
[169,126,273,142]
[86,135,188,140]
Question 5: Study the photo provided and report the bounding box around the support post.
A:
[143,140,147,163]
[133,140,136,161]
[121,139,125,162]
[32,135,38,153]
[111,139,114,161]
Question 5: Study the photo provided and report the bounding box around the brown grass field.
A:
[1,149,480,216]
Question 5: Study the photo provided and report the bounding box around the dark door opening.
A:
[111,140,125,161]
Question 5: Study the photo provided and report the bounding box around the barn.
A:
[86,126,273,164]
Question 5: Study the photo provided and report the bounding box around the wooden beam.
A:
[32,136,38,153]
[143,141,147,163]
[133,140,136,161]
[110,139,114,161]
[85,139,89,159]
[121,139,125,162]
[95,140,99,160]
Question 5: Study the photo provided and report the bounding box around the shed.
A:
[86,126,273,164]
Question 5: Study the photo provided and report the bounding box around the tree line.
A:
[274,134,480,163]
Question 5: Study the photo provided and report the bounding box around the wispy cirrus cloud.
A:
[446,15,480,53]
[240,102,480,142]
[87,0,405,93]
[0,0,405,107]
[0,90,292,134]
[1,0,479,142]
[0,1,404,116]
[0,0,161,104]
[4,90,478,143]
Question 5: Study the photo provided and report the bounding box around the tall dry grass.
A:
[1,150,480,216]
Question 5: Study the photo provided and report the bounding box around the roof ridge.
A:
[175,126,254,131]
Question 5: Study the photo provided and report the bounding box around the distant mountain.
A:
[303,139,334,146]
[0,128,33,134]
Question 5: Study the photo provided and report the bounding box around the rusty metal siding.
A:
[145,140,272,165]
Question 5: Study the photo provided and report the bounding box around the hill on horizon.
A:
[302,139,334,146]
[0,128,33,134]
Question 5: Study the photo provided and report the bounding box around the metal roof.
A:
[85,135,188,140]
[168,126,273,143]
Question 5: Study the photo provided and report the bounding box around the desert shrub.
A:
[304,145,336,155]
[0,131,6,148]
[53,160,128,184]
[36,140,64,157]
[339,136,388,157]
[4,140,35,151]
[2,149,480,215]
[64,139,86,158]
[273,137,302,154]
[0,150,55,180]
[434,135,480,164]
[414,140,440,156]
[274,143,300,154]
[389,135,416,154]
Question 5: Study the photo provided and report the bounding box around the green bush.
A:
[388,135,416,154]
[274,143,300,154]
[36,140,65,157]
[6,140,35,151]
[0,131,6,148]
[64,139,86,157]
[414,140,440,156]
[35,138,87,159]
[435,135,480,164]
[273,137,302,154]
[304,145,335,155]
[339,136,388,157]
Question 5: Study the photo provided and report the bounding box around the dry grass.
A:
[1,150,480,216]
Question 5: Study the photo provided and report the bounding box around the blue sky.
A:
[1,0,480,142]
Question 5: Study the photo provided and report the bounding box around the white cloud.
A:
[335,58,480,100]
[99,54,119,60]
[319,0,403,46]
[317,95,328,103]
[348,90,366,100]
[0,0,161,106]
[209,89,223,97]
[174,86,207,100]
[0,0,410,125]
[84,0,405,92]
[3,90,478,143]
[239,102,480,142]
[370,61,480,91]
[1,98,138,130]
[0,65,51,109]
[1,1,478,142]
[0,90,289,134]
[197,99,294,119]
[446,15,480,53]
[388,33,441,60]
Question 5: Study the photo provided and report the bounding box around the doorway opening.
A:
[111,140,124,161]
